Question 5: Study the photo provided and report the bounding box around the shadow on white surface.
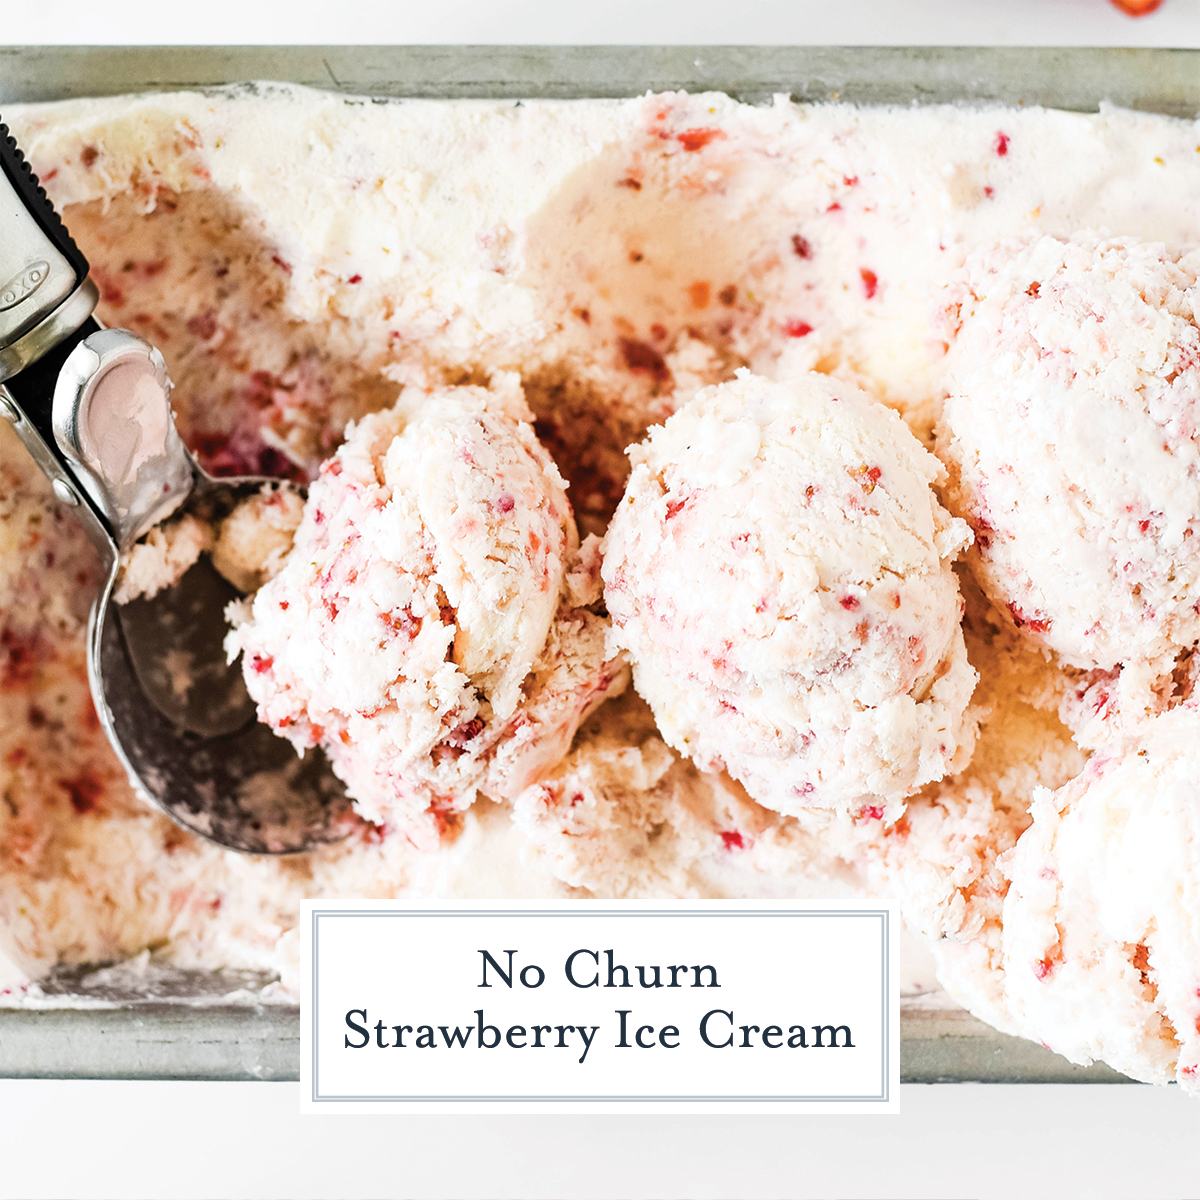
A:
[0,1079,1197,1199]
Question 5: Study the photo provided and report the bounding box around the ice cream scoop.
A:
[602,370,978,819]
[0,118,353,852]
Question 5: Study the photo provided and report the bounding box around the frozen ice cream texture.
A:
[225,375,627,835]
[2,85,1200,1094]
[997,704,1200,1094]
[940,232,1200,678]
[602,370,978,818]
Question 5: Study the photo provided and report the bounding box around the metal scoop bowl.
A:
[7,327,355,853]
[0,118,353,853]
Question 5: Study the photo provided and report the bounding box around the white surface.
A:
[0,1079,1198,1199]
[3,4,1197,1196]
[4,0,1200,48]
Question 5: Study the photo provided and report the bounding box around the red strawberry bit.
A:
[848,463,881,494]
[720,830,745,850]
[60,772,103,815]
[839,595,860,611]
[347,274,362,284]
[495,494,515,513]
[186,310,218,339]
[1,629,41,689]
[1034,955,1057,981]
[785,319,813,338]
[619,336,670,383]
[448,716,485,747]
[843,175,859,187]
[1007,602,1051,634]
[859,805,885,821]
[860,268,879,299]
[271,254,292,275]
[984,186,994,198]
[250,654,274,674]
[827,202,842,213]
[791,234,813,259]
[677,128,723,152]
[994,131,1010,157]
[100,283,125,307]
[665,498,687,520]
[1110,0,1163,13]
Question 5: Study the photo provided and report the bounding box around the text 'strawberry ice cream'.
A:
[997,704,1200,1094]
[939,233,1200,677]
[602,370,978,818]
[226,376,627,835]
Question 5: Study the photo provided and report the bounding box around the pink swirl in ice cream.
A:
[940,232,1200,675]
[602,370,977,818]
[227,376,626,838]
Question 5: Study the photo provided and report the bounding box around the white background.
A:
[2,2,1200,1196]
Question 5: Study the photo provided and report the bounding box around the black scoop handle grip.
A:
[0,118,90,283]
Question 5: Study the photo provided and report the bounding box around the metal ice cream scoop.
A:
[0,118,353,853]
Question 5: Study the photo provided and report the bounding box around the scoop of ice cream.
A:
[211,484,304,594]
[113,513,213,604]
[602,370,977,817]
[997,704,1200,1092]
[226,378,626,835]
[939,232,1200,674]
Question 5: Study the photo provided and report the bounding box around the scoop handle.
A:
[0,118,98,383]
[0,120,90,284]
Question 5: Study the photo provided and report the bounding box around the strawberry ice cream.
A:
[1,84,1199,1094]
[997,704,1200,1093]
[226,376,627,836]
[602,370,978,818]
[940,233,1200,679]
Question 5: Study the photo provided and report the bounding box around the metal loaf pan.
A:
[0,45,1194,1084]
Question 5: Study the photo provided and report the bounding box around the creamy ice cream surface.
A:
[603,370,976,818]
[997,705,1200,1094]
[0,85,1198,1091]
[226,376,626,835]
[940,233,1200,678]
